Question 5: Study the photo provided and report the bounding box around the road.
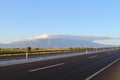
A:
[0,50,120,80]
[90,54,120,80]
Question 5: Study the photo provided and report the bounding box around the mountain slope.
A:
[0,34,114,48]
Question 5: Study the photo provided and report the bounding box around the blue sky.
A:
[0,0,120,43]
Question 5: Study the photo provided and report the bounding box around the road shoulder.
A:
[91,59,120,80]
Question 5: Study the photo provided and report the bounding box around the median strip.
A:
[0,50,113,67]
[29,63,65,72]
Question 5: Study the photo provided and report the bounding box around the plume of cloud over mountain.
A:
[0,34,119,48]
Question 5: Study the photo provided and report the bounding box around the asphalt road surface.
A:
[0,50,120,80]
[90,55,120,80]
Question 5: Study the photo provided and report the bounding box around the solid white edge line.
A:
[29,63,65,72]
[85,58,120,80]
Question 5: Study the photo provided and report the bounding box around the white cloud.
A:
[94,39,120,46]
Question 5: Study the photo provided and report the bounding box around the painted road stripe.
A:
[29,63,65,72]
[85,58,120,80]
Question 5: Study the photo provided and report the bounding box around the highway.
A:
[0,50,120,80]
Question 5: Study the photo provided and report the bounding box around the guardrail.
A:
[0,48,119,67]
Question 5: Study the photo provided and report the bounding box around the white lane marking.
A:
[29,63,65,72]
[88,55,98,59]
[85,58,120,80]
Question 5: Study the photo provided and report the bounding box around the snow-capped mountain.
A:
[32,34,109,41]
[0,34,117,48]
